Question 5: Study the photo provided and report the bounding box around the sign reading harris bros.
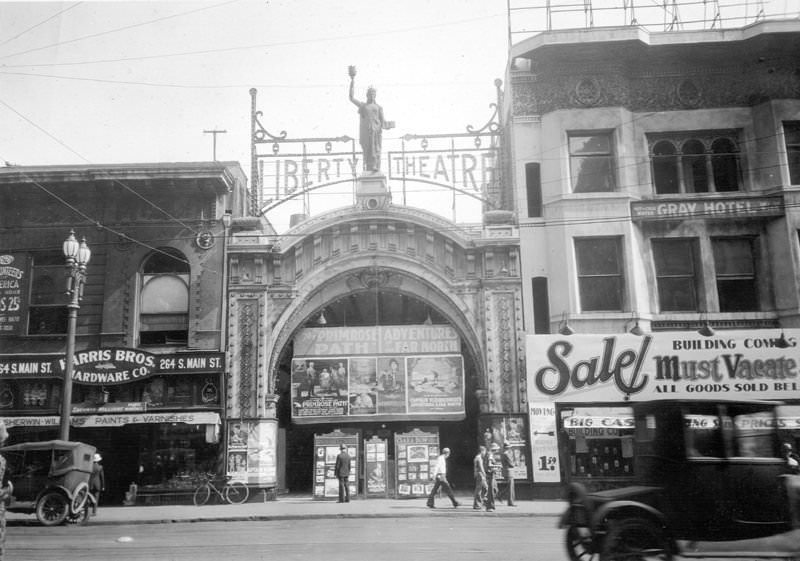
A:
[525,330,800,403]
[0,349,224,384]
[291,325,464,423]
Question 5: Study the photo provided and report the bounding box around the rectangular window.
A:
[575,237,624,311]
[568,133,615,193]
[28,254,68,335]
[525,163,542,217]
[712,237,758,312]
[785,122,800,185]
[652,239,699,312]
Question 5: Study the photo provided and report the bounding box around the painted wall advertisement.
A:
[525,330,800,485]
[0,254,29,336]
[226,420,277,486]
[525,330,800,403]
[291,325,464,423]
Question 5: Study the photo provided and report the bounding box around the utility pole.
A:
[203,129,227,161]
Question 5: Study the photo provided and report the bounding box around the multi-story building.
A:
[507,19,800,497]
[0,162,250,504]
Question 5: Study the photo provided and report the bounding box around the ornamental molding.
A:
[513,67,800,115]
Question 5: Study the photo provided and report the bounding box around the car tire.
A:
[66,505,90,526]
[36,491,69,526]
[601,517,672,561]
[565,524,598,561]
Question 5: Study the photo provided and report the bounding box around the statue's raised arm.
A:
[347,65,394,173]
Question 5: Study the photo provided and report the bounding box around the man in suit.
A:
[334,444,351,503]
[500,441,517,506]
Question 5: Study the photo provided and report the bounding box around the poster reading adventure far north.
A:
[291,325,464,423]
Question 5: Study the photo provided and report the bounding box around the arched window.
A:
[139,249,190,346]
[681,139,708,193]
[649,131,742,194]
[651,140,679,194]
[711,138,740,192]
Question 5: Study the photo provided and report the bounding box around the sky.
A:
[0,0,510,231]
[1,1,797,232]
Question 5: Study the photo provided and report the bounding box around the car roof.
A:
[0,440,91,452]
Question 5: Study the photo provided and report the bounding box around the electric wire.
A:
[0,2,83,49]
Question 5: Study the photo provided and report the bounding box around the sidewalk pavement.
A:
[7,494,566,526]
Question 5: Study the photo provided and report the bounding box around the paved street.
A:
[7,517,564,561]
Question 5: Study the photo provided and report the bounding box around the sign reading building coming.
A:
[291,325,464,423]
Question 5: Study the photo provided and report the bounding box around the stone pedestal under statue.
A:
[355,172,391,210]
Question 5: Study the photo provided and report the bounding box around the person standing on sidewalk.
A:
[472,445,488,509]
[427,447,460,509]
[334,444,351,503]
[484,443,498,511]
[500,441,517,506]
[90,453,105,515]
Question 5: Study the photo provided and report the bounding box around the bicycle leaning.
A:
[192,473,250,506]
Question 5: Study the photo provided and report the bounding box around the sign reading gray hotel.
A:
[631,195,784,221]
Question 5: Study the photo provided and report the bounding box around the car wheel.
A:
[565,524,598,561]
[66,506,90,526]
[601,517,672,561]
[36,491,69,526]
[70,482,89,513]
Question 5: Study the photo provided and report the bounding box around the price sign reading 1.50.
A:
[537,455,557,471]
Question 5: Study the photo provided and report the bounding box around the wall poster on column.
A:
[226,420,277,486]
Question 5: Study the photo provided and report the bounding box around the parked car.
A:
[2,440,96,526]
[560,399,800,560]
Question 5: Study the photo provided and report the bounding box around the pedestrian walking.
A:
[334,444,351,503]
[90,453,105,514]
[427,447,460,509]
[0,421,10,560]
[484,443,498,511]
[472,445,488,509]
[500,441,517,506]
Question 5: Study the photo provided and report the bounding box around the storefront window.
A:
[71,374,220,412]
[561,406,634,479]
[138,423,219,490]
[27,253,68,335]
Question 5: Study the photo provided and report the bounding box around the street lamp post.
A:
[61,230,91,441]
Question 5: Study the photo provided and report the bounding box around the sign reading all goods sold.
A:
[525,330,800,402]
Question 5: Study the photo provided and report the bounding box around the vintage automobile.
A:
[560,399,800,560]
[1,440,97,526]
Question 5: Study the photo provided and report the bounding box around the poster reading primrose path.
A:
[291,325,464,423]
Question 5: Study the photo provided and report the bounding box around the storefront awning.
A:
[3,411,220,429]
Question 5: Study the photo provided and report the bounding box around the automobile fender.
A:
[559,482,593,528]
[35,484,71,506]
[590,500,676,550]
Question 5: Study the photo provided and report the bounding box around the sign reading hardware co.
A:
[0,349,224,385]
[525,330,800,403]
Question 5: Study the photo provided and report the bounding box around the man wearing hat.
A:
[334,444,351,503]
[483,443,499,511]
[500,441,517,506]
[90,453,105,514]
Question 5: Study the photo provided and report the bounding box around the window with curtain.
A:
[139,249,190,346]
[568,132,616,193]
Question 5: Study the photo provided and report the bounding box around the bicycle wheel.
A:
[193,483,212,506]
[224,482,249,505]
